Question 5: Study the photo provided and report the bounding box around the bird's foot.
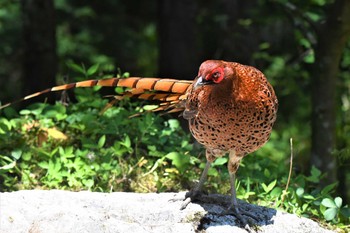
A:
[221,204,259,232]
[180,189,204,210]
[169,190,206,209]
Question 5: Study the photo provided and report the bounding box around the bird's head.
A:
[194,60,226,89]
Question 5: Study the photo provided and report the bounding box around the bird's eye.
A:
[209,67,224,83]
[212,72,220,79]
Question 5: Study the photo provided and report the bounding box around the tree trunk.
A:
[216,0,259,64]
[21,0,57,100]
[311,0,350,185]
[157,0,199,79]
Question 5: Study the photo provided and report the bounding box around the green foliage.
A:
[321,197,349,223]
[237,154,350,230]
[55,0,158,76]
[0,61,347,231]
[1,70,348,231]
[0,84,196,192]
[0,0,21,101]
[281,167,347,222]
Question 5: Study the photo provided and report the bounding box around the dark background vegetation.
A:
[0,0,350,229]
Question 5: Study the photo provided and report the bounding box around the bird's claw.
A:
[168,190,203,209]
[180,196,193,210]
[180,189,203,210]
[175,191,258,232]
[221,205,259,232]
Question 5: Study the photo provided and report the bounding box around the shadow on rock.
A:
[185,192,277,231]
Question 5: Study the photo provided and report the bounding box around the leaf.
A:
[165,152,190,172]
[82,179,94,188]
[59,146,74,158]
[165,168,179,174]
[305,166,321,183]
[11,149,22,160]
[114,86,124,94]
[262,180,277,193]
[122,135,131,148]
[122,72,130,78]
[143,105,158,111]
[46,127,68,140]
[0,118,11,133]
[303,51,315,64]
[212,157,227,166]
[0,161,16,170]
[340,207,350,218]
[321,198,337,208]
[334,197,342,208]
[323,208,337,221]
[19,109,31,115]
[270,187,282,197]
[168,119,180,130]
[98,135,106,148]
[0,122,8,134]
[207,167,219,177]
[264,168,271,178]
[87,64,99,76]
[38,161,49,169]
[303,194,316,200]
[22,152,32,161]
[66,61,85,74]
[311,166,321,178]
[268,180,277,190]
[321,183,337,195]
[296,187,304,197]
[302,203,309,212]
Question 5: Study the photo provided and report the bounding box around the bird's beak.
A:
[193,76,214,90]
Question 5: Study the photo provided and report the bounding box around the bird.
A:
[0,60,278,227]
[181,60,278,228]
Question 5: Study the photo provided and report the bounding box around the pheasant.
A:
[0,60,278,226]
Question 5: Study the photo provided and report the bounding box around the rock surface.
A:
[0,190,333,233]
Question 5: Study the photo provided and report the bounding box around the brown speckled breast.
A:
[185,62,278,157]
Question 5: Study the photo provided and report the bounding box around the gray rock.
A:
[0,190,333,233]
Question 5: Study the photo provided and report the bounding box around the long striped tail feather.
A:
[101,88,188,117]
[0,77,193,113]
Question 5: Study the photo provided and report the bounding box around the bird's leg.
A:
[180,160,211,210]
[229,172,239,209]
[223,172,256,231]
[224,151,259,229]
[227,173,258,219]
[193,160,211,194]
